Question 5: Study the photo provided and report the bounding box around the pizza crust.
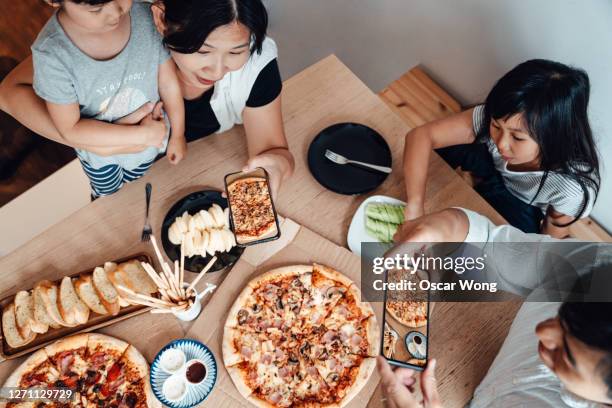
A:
[313,264,355,288]
[235,221,277,243]
[87,333,129,355]
[364,315,381,357]
[44,333,89,357]
[2,348,49,387]
[347,284,374,318]
[338,357,376,407]
[246,265,313,290]
[246,395,286,408]
[222,327,244,367]
[226,365,254,400]
[224,286,254,328]
[121,345,149,381]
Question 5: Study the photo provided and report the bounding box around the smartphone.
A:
[381,268,430,370]
[224,167,281,246]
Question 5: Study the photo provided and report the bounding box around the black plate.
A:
[307,123,392,195]
[161,190,244,273]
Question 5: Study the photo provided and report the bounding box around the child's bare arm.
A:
[46,101,166,148]
[0,56,149,155]
[158,59,186,164]
[403,108,476,220]
[541,208,573,238]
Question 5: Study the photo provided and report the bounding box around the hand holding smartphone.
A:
[381,268,430,370]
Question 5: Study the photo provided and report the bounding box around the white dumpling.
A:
[168,223,183,245]
[222,229,236,252]
[209,204,225,228]
[184,230,197,257]
[207,229,221,255]
[178,212,191,233]
[199,230,210,257]
[188,212,201,232]
[199,209,215,230]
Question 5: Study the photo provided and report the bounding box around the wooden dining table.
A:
[0,55,522,407]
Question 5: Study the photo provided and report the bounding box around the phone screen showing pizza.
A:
[382,268,430,369]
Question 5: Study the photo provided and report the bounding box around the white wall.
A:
[266,0,612,231]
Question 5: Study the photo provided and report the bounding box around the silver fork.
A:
[141,183,153,242]
[325,149,392,173]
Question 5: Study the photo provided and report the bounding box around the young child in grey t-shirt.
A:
[32,0,185,197]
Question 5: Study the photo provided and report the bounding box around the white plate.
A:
[347,195,406,255]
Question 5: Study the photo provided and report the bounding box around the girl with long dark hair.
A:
[402,59,600,237]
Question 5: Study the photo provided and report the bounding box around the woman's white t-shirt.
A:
[472,105,596,218]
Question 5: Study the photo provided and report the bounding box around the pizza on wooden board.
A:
[226,176,277,243]
[223,264,380,407]
[1,333,159,408]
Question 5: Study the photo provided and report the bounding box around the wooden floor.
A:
[0,1,74,207]
[378,67,612,242]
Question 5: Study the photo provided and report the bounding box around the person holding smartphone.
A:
[378,208,612,408]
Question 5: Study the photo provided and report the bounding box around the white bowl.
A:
[184,359,209,386]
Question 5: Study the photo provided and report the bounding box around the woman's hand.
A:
[377,356,443,408]
[242,149,293,201]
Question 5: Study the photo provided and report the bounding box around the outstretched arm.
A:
[0,56,151,155]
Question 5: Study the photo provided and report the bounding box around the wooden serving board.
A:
[185,217,384,407]
[0,254,153,361]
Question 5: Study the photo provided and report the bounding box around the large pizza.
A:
[223,264,379,407]
[227,176,277,243]
[2,333,158,408]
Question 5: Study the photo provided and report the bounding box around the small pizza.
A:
[385,268,428,328]
[227,176,277,243]
[2,333,158,408]
[223,264,379,407]
[385,301,428,328]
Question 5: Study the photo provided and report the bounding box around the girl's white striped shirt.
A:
[472,105,596,218]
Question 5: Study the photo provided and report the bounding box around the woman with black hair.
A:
[0,0,294,197]
[402,59,600,238]
[150,0,294,195]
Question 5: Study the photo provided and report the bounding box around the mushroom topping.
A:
[326,286,347,300]
[251,303,262,314]
[276,298,284,310]
[326,372,340,383]
[291,278,302,288]
[299,342,311,357]
[288,353,299,365]
[237,309,249,325]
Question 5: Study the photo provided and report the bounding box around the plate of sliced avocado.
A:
[347,195,406,255]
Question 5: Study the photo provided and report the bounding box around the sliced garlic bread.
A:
[74,274,108,315]
[38,281,74,327]
[32,284,58,332]
[14,291,35,339]
[2,303,35,348]
[92,267,120,315]
[59,277,90,325]
[118,260,158,295]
